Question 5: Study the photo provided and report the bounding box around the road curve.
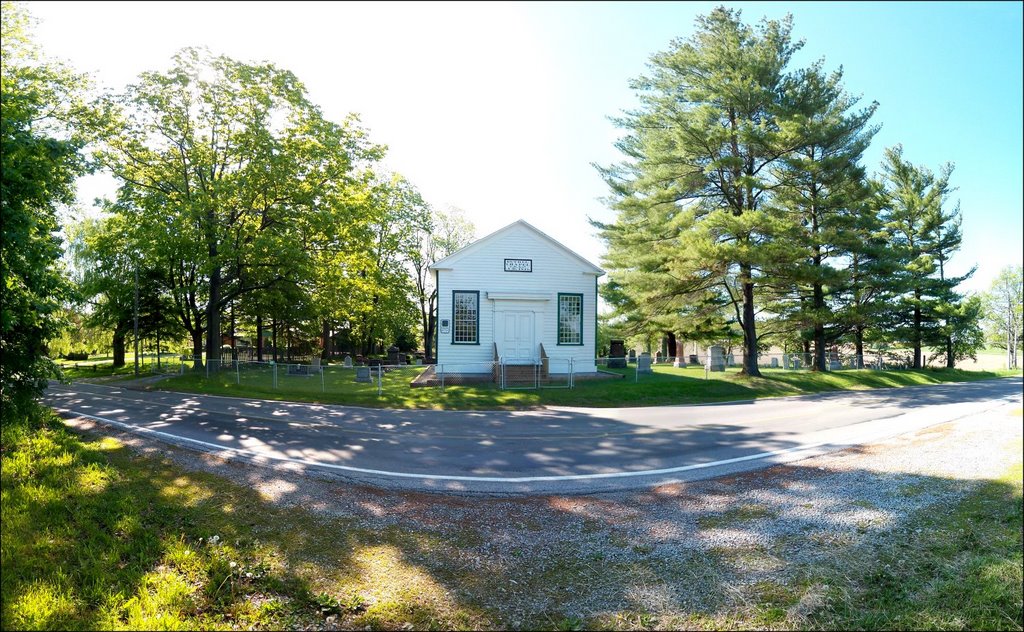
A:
[44,377,1022,495]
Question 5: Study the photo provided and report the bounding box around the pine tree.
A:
[594,8,804,376]
[877,145,972,368]
[768,63,878,371]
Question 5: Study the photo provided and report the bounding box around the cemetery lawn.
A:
[149,364,1020,410]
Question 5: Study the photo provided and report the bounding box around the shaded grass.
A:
[1,407,492,630]
[152,363,1017,410]
[5,404,1021,630]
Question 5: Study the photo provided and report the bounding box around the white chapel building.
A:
[430,220,604,375]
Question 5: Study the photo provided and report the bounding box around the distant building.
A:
[430,220,604,375]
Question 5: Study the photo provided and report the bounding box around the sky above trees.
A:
[27,1,1023,295]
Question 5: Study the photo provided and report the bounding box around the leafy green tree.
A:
[411,205,475,362]
[982,264,1023,369]
[352,174,428,355]
[594,7,805,376]
[877,145,972,368]
[768,63,878,371]
[99,47,382,367]
[66,216,135,367]
[1,2,94,415]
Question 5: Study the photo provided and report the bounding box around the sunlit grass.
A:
[152,363,1016,410]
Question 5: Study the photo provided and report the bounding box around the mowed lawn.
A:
[145,363,1021,410]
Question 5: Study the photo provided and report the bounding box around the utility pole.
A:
[134,266,140,376]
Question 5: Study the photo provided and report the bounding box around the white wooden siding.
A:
[434,223,599,373]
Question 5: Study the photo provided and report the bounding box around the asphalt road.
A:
[44,377,1023,495]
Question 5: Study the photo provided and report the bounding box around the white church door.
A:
[498,311,535,362]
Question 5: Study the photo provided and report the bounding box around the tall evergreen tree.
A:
[769,63,878,371]
[877,145,972,368]
[594,7,804,376]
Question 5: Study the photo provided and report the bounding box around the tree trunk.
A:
[945,334,954,369]
[190,328,204,370]
[321,320,331,360]
[425,312,436,363]
[739,265,761,377]
[812,281,826,372]
[112,328,127,368]
[913,288,922,369]
[256,313,264,362]
[205,265,222,368]
[271,317,278,363]
[854,327,865,369]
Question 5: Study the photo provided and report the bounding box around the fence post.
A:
[273,362,278,389]
[321,366,325,392]
[236,360,240,385]
[439,364,444,391]
[377,365,383,397]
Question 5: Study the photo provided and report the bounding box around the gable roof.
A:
[429,219,605,276]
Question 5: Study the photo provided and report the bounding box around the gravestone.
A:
[637,353,653,374]
[689,354,699,365]
[655,351,663,364]
[628,349,637,364]
[770,357,779,368]
[343,355,353,368]
[725,353,734,367]
[708,345,726,372]
[783,354,791,370]
[355,366,372,383]
[387,345,400,365]
[608,339,626,368]
[828,353,842,371]
[793,358,802,369]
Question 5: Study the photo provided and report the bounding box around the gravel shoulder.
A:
[60,397,1024,629]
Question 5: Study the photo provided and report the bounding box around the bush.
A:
[63,352,89,361]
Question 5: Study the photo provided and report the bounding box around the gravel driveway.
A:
[62,394,1023,628]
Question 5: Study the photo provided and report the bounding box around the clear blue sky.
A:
[28,1,1024,294]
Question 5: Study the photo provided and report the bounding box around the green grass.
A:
[1,406,492,631]
[807,437,1024,630]
[149,363,1019,410]
[56,353,180,380]
[3,405,1021,630]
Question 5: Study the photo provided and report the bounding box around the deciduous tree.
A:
[1,2,95,415]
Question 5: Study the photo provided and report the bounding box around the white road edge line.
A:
[56,407,834,483]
